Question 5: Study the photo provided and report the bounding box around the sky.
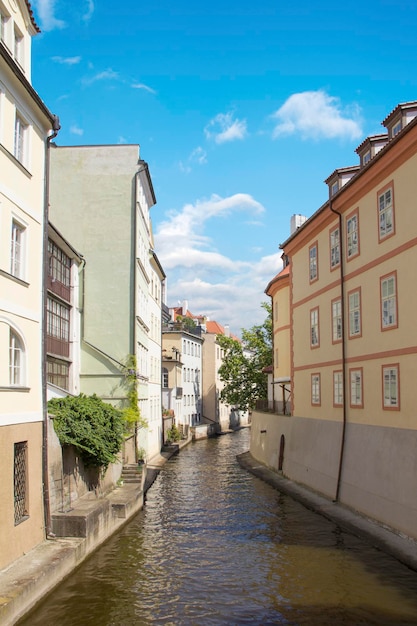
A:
[30,0,417,336]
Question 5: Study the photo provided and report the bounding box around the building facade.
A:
[48,144,161,463]
[0,0,57,570]
[251,101,417,540]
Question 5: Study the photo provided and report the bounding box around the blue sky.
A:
[30,0,417,335]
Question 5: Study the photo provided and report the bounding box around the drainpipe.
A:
[329,195,347,503]
[42,115,61,537]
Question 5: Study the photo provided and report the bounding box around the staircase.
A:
[120,464,144,484]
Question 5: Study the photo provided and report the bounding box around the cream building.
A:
[0,0,57,570]
[252,101,417,540]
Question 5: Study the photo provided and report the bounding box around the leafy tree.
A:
[217,302,272,411]
[176,315,197,331]
[48,394,124,470]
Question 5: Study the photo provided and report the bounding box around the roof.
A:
[382,101,417,126]
[25,2,41,33]
[206,320,225,334]
[355,133,388,154]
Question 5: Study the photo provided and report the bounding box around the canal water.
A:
[20,429,417,625]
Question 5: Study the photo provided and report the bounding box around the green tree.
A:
[217,302,272,411]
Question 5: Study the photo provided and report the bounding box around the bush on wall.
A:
[48,393,124,470]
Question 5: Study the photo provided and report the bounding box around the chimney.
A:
[182,300,188,315]
[224,324,230,337]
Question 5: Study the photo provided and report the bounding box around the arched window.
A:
[9,329,25,386]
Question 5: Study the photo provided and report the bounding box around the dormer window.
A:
[392,120,402,138]
[363,150,371,165]
[331,181,339,196]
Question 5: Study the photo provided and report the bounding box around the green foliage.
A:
[121,354,147,432]
[176,315,197,331]
[217,302,273,411]
[48,394,124,470]
[166,424,181,443]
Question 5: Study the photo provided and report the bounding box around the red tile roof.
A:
[25,2,41,33]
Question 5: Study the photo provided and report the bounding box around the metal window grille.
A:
[14,441,28,524]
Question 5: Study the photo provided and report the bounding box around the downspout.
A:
[42,115,60,537]
[329,195,347,503]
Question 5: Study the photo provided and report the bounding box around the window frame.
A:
[331,297,342,344]
[311,373,321,406]
[380,271,398,331]
[14,441,28,525]
[349,367,363,408]
[310,306,320,348]
[9,328,25,386]
[309,241,318,283]
[382,364,400,410]
[346,208,360,261]
[329,225,340,270]
[10,218,27,280]
[14,110,29,166]
[377,181,395,242]
[333,370,343,407]
[348,287,362,339]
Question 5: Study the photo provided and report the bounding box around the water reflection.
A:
[19,429,417,625]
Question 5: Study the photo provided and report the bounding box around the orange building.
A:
[251,101,417,540]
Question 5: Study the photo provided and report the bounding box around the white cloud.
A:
[271,90,362,141]
[205,112,248,144]
[52,56,82,65]
[154,193,278,335]
[33,0,65,31]
[82,69,119,85]
[132,82,157,95]
[83,0,94,22]
[179,146,208,174]
[70,125,84,136]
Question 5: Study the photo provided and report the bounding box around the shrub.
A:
[48,394,124,470]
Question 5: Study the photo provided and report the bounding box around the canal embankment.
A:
[0,438,190,626]
[237,450,417,573]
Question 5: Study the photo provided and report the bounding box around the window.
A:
[382,365,399,409]
[309,242,318,282]
[392,120,402,137]
[348,289,361,338]
[363,150,371,166]
[310,307,319,347]
[311,374,321,405]
[11,219,25,279]
[14,441,28,525]
[14,24,23,66]
[48,240,71,286]
[162,368,168,388]
[333,371,343,406]
[9,329,24,386]
[378,184,394,240]
[346,210,359,259]
[47,297,70,358]
[332,298,342,343]
[330,227,340,269]
[331,181,339,196]
[381,273,397,329]
[0,6,10,47]
[14,112,28,165]
[349,368,363,407]
[47,358,69,390]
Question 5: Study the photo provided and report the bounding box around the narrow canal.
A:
[20,429,417,625]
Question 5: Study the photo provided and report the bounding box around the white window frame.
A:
[378,185,394,240]
[330,226,340,269]
[14,110,29,166]
[311,373,321,405]
[363,150,371,165]
[310,307,319,348]
[10,218,26,279]
[9,328,25,386]
[13,23,24,68]
[382,365,399,409]
[381,273,397,329]
[348,289,361,338]
[309,242,318,282]
[349,368,363,407]
[332,298,342,342]
[392,120,402,137]
[333,371,343,406]
[0,4,10,49]
[346,211,359,259]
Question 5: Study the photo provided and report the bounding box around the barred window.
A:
[14,441,28,525]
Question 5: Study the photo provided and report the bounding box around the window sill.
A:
[0,268,29,286]
[0,386,30,392]
[0,142,32,177]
